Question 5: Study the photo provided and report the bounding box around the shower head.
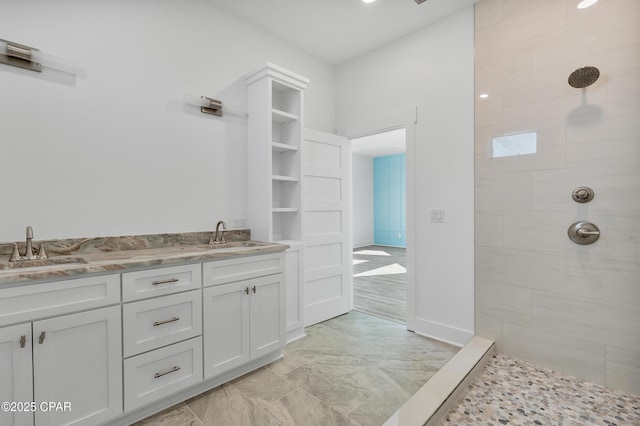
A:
[568,66,600,88]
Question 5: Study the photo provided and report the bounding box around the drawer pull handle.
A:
[20,335,26,348]
[154,366,181,379]
[38,331,46,344]
[152,278,180,286]
[153,316,180,327]
[244,287,249,295]
[252,285,256,293]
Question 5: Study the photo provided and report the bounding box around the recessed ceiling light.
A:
[479,93,489,99]
[577,0,598,9]
[362,0,376,3]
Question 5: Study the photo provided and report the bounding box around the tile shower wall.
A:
[474,0,640,395]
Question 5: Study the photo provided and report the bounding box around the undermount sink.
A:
[0,257,88,271]
[206,241,270,249]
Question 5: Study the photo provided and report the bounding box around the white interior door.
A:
[303,129,351,326]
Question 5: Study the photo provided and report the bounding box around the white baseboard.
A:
[353,240,374,248]
[410,317,474,347]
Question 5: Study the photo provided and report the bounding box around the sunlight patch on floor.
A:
[353,259,369,265]
[353,249,391,256]
[354,263,406,277]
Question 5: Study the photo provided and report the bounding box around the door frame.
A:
[345,107,417,330]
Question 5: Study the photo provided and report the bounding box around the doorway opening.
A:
[350,128,407,324]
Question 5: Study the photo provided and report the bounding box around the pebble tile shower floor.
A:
[441,353,640,426]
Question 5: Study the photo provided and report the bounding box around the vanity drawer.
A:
[0,274,120,327]
[123,290,202,357]
[122,264,201,301]
[124,337,203,412]
[203,253,284,287]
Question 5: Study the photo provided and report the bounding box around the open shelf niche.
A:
[245,63,309,244]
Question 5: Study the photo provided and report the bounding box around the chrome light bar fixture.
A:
[183,94,224,116]
[200,96,223,116]
[0,39,42,72]
[0,38,77,74]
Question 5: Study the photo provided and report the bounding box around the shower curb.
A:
[384,336,495,426]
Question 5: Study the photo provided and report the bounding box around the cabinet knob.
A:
[252,285,256,294]
[19,335,26,348]
[38,331,46,344]
[244,287,249,295]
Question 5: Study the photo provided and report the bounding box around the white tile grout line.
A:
[383,336,495,426]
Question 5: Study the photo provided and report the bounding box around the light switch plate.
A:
[430,208,445,223]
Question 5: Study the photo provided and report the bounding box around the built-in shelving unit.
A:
[246,63,308,343]
[246,63,309,243]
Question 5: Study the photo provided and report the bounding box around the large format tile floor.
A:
[441,353,640,426]
[136,311,458,426]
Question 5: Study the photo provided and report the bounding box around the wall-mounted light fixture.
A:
[183,94,223,116]
[0,38,77,74]
[199,96,222,116]
[0,39,42,72]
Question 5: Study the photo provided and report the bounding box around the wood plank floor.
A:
[352,245,406,324]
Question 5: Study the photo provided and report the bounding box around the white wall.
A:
[351,154,374,248]
[335,7,475,345]
[0,0,335,241]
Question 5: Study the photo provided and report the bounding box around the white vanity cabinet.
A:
[121,264,203,412]
[0,275,122,426]
[33,306,122,426]
[0,249,288,426]
[0,323,33,426]
[203,253,285,378]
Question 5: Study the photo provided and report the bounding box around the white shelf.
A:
[272,142,299,153]
[272,175,299,182]
[272,108,298,123]
[247,63,307,243]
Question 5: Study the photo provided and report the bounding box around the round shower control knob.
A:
[568,221,600,245]
[571,187,594,203]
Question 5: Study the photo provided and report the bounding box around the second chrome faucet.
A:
[209,220,227,245]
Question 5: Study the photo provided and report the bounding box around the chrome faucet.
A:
[9,226,48,262]
[208,220,227,245]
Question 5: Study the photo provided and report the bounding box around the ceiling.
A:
[207,0,476,65]
[351,128,406,157]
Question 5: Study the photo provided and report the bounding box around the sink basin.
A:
[205,241,271,249]
[0,257,88,271]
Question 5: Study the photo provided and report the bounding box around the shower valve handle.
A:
[568,221,600,245]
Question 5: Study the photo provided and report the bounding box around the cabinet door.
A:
[250,273,285,359]
[0,323,33,426]
[203,281,250,379]
[33,306,122,426]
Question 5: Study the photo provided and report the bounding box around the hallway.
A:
[353,245,406,324]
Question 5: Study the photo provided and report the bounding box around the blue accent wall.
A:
[373,153,406,247]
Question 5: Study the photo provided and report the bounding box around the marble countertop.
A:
[0,230,288,285]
